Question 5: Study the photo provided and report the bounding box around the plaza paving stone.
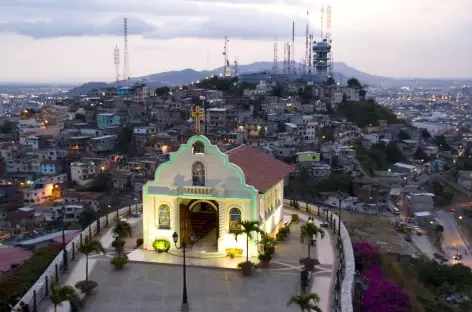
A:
[81,260,301,312]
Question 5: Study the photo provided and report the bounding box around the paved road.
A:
[437,210,472,267]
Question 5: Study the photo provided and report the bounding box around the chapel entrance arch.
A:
[186,199,219,251]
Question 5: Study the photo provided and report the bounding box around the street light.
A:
[59,207,68,271]
[96,206,101,234]
[172,231,196,312]
[107,205,111,227]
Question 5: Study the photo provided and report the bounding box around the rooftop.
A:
[225,145,294,193]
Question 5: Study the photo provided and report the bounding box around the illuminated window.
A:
[158,204,170,229]
[192,161,205,186]
[229,208,242,233]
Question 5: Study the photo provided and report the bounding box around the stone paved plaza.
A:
[82,260,301,312]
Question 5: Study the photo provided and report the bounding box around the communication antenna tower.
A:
[123,17,130,81]
[291,21,295,74]
[234,57,239,76]
[272,37,278,74]
[287,42,291,74]
[304,11,309,75]
[320,5,325,40]
[308,34,313,74]
[283,43,287,74]
[223,36,231,77]
[326,5,332,42]
[114,45,120,85]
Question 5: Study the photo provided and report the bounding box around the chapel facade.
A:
[142,135,294,257]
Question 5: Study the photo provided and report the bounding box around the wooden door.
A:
[179,204,192,245]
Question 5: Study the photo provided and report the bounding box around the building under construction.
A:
[239,5,333,85]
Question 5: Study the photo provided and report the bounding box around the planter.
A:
[299,258,319,271]
[259,259,270,268]
[239,261,253,276]
[75,280,98,296]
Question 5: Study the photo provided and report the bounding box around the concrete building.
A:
[70,161,96,186]
[88,135,117,153]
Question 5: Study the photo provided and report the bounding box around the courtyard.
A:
[81,260,302,312]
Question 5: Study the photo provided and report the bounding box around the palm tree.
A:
[78,236,104,283]
[234,220,262,262]
[287,293,322,312]
[112,220,133,256]
[257,231,277,255]
[50,278,81,312]
[301,223,325,259]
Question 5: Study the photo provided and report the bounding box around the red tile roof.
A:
[225,145,294,193]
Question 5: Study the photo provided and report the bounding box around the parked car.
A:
[416,229,423,235]
[405,234,412,242]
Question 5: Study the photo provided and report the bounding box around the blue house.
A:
[97,113,121,129]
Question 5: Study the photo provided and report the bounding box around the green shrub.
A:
[136,238,144,247]
[0,246,60,307]
[276,232,285,241]
[110,256,128,270]
[152,239,171,252]
[291,214,300,223]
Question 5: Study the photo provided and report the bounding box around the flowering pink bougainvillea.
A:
[352,242,411,312]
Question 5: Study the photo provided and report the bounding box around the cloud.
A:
[0,17,156,39]
[0,1,311,40]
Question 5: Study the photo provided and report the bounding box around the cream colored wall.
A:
[260,180,285,234]
[143,194,177,250]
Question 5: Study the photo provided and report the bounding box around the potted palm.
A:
[76,236,104,295]
[111,220,133,269]
[50,278,81,312]
[287,293,322,312]
[300,222,324,271]
[234,220,262,276]
[257,232,277,268]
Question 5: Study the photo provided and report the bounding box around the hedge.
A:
[0,245,60,308]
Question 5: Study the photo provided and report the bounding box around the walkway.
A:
[38,217,141,312]
[283,210,335,312]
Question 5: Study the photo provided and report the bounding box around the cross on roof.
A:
[191,106,204,134]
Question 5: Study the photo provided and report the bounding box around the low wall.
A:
[12,203,143,312]
[283,199,355,312]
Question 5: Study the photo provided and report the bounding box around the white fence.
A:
[283,199,355,312]
[12,203,143,312]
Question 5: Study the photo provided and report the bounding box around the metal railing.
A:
[11,203,143,312]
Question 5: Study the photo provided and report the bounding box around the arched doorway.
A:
[188,200,218,251]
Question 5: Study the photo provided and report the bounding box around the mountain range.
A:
[66,62,471,97]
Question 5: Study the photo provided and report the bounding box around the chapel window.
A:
[158,204,170,229]
[229,208,242,233]
[192,161,206,186]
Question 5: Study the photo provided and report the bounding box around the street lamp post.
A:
[172,231,196,312]
[60,207,68,271]
[106,205,111,227]
[354,270,369,312]
[134,197,138,214]
[116,204,119,221]
[337,191,343,237]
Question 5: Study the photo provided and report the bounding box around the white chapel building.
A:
[142,135,294,257]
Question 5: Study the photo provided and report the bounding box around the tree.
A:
[257,232,277,256]
[155,86,170,96]
[414,147,429,162]
[0,121,14,133]
[359,89,367,98]
[347,78,362,89]
[301,223,325,259]
[421,129,431,141]
[116,126,133,154]
[397,130,411,141]
[50,278,81,312]
[234,221,263,263]
[287,293,322,312]
[112,221,133,256]
[326,76,336,86]
[434,135,451,151]
[272,85,282,97]
[78,207,97,229]
[385,142,405,164]
[78,236,104,284]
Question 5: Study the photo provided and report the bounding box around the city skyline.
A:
[0,0,470,83]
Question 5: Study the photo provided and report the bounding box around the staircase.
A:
[190,212,217,239]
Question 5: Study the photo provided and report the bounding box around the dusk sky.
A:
[0,0,470,83]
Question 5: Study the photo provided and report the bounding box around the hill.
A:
[65,61,382,96]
